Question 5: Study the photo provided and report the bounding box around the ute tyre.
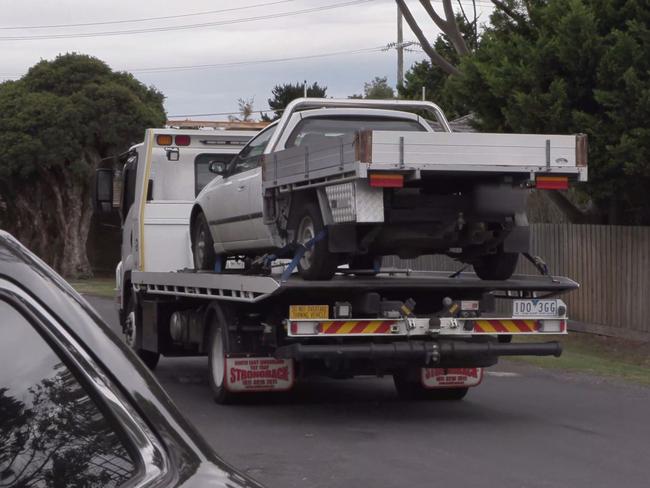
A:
[393,370,468,401]
[207,313,237,404]
[192,211,218,271]
[294,202,338,280]
[123,293,160,370]
[473,250,519,281]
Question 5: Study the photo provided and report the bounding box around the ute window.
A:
[229,124,277,176]
[195,153,235,196]
[0,300,137,487]
[286,116,426,148]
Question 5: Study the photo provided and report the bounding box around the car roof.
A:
[0,230,259,488]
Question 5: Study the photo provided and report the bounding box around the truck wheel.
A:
[473,250,519,280]
[393,371,468,401]
[192,212,218,271]
[123,294,160,370]
[207,314,236,404]
[294,202,338,280]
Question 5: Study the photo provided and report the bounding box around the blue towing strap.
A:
[280,229,328,282]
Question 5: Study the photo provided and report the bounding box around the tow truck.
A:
[95,121,581,404]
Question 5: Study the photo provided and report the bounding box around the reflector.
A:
[156,134,173,146]
[369,173,404,188]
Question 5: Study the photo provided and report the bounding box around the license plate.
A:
[289,305,329,320]
[513,299,559,317]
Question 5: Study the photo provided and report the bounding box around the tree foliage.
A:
[354,76,395,99]
[0,53,165,276]
[266,81,327,119]
[445,0,650,224]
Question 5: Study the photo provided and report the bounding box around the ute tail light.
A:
[536,175,569,190]
[175,135,190,146]
[156,134,173,146]
[369,173,404,188]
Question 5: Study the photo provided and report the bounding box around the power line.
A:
[130,46,385,74]
[0,0,375,41]
[0,0,297,30]
[0,45,387,80]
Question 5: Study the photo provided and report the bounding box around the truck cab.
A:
[96,128,258,331]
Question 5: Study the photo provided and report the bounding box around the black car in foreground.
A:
[0,231,262,488]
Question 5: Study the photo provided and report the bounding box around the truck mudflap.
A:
[274,340,562,367]
[421,367,483,389]
[224,357,294,393]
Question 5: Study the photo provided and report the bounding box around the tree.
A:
[358,76,395,99]
[229,97,255,122]
[267,82,327,119]
[445,0,650,224]
[0,53,165,277]
[398,14,478,117]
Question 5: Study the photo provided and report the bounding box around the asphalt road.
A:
[87,295,650,488]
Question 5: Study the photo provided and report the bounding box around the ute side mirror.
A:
[209,160,227,175]
[94,168,114,214]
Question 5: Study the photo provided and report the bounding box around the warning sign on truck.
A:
[421,367,483,389]
[225,357,294,392]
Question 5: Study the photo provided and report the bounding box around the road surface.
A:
[87,295,650,488]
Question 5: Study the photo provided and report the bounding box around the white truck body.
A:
[117,128,258,309]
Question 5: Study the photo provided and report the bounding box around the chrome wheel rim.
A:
[297,215,315,270]
[211,328,225,388]
[125,310,136,348]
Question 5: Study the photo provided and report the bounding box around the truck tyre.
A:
[123,293,160,370]
[294,202,338,280]
[192,211,218,271]
[207,312,237,404]
[393,371,468,401]
[473,250,519,281]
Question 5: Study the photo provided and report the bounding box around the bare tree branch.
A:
[418,0,469,55]
[396,0,461,75]
[491,0,528,26]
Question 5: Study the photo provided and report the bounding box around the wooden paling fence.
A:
[386,224,650,341]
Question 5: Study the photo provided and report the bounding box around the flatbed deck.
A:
[132,269,579,304]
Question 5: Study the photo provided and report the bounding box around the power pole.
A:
[397,5,404,89]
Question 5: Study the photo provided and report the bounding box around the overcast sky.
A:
[1,0,492,119]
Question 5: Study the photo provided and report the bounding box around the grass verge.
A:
[511,332,650,385]
[69,277,115,299]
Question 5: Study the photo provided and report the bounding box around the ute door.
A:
[211,125,276,249]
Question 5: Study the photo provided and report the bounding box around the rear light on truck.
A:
[175,135,190,146]
[536,175,569,190]
[369,173,404,188]
[156,134,173,146]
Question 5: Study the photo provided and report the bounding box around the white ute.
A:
[191,98,587,281]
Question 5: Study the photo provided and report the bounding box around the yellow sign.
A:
[289,305,329,320]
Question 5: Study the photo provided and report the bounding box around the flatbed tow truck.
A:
[95,125,580,404]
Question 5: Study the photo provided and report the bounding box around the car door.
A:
[211,125,277,250]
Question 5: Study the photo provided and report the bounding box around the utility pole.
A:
[397,5,404,89]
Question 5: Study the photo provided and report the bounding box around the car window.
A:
[286,116,426,148]
[229,125,277,176]
[0,300,136,488]
[195,153,235,196]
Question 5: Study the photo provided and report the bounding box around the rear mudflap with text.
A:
[421,367,483,389]
[225,357,294,392]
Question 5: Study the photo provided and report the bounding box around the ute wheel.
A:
[293,202,338,280]
[123,293,160,370]
[192,211,222,271]
[393,370,468,401]
[207,310,237,404]
[473,249,519,281]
